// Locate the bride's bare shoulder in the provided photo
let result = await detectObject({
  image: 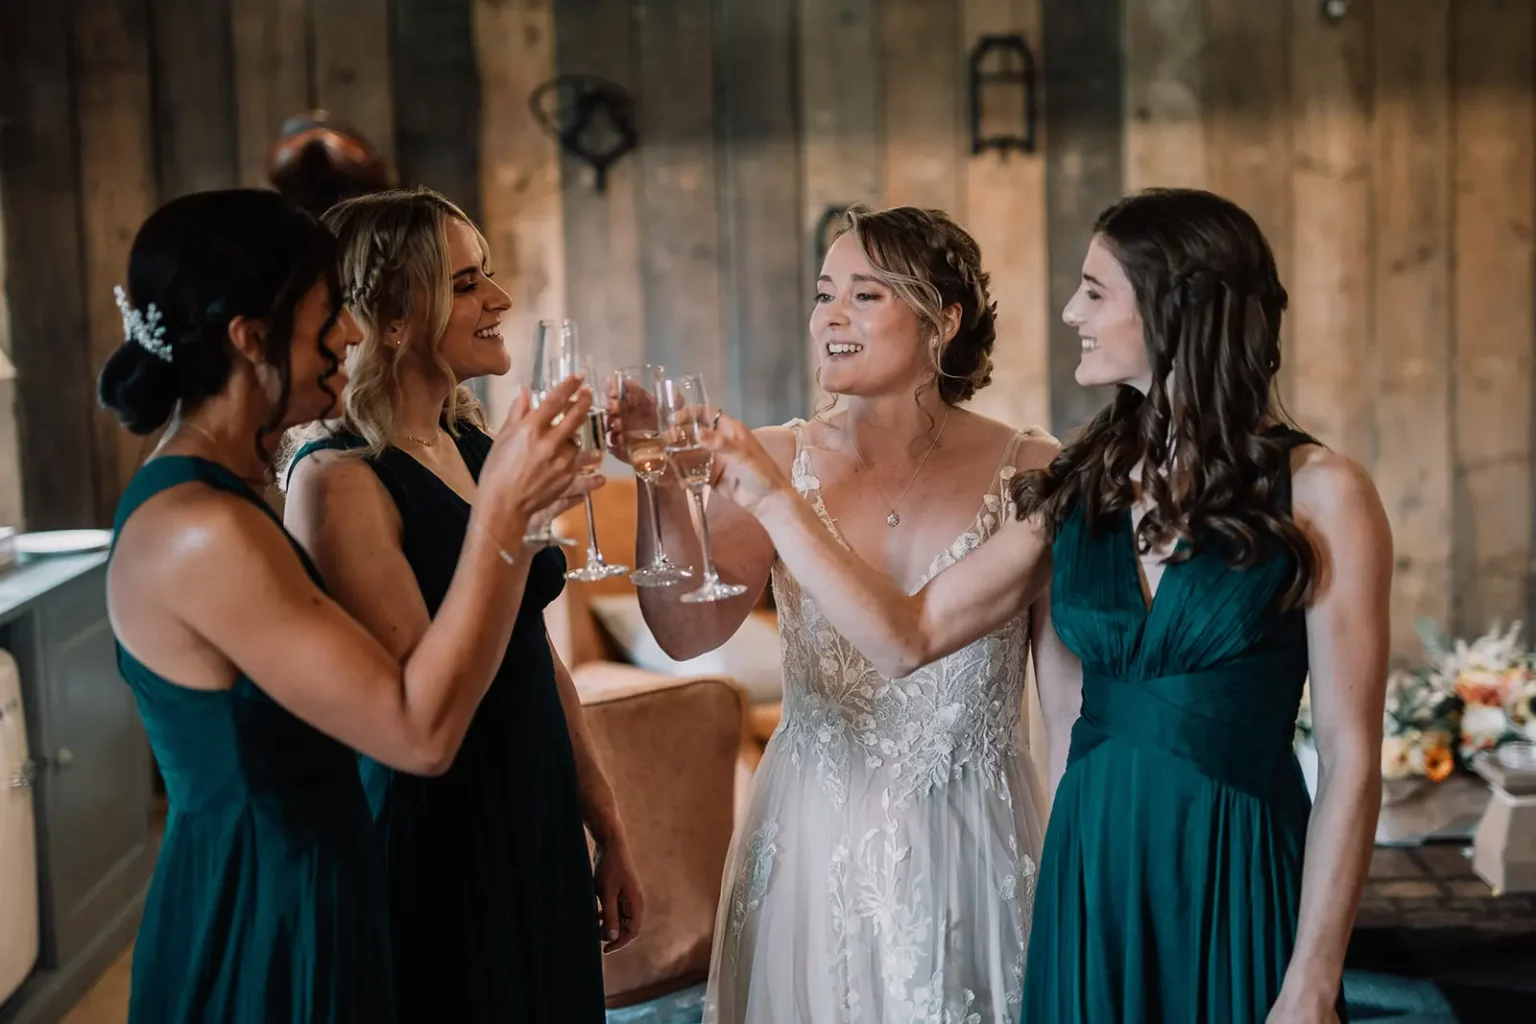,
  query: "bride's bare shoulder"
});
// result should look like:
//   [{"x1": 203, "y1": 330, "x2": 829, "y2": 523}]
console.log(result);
[
  {"x1": 958, "y1": 410, "x2": 1059, "y2": 472},
  {"x1": 753, "y1": 419, "x2": 805, "y2": 473}
]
